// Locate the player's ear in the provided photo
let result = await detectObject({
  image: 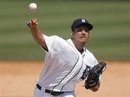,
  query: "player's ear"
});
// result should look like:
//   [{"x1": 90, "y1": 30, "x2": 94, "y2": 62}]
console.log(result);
[
  {"x1": 70, "y1": 32, "x2": 73, "y2": 39},
  {"x1": 70, "y1": 32, "x2": 72, "y2": 36},
  {"x1": 70, "y1": 32, "x2": 75, "y2": 40},
  {"x1": 70, "y1": 32, "x2": 74, "y2": 38},
  {"x1": 71, "y1": 31, "x2": 75, "y2": 36}
]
